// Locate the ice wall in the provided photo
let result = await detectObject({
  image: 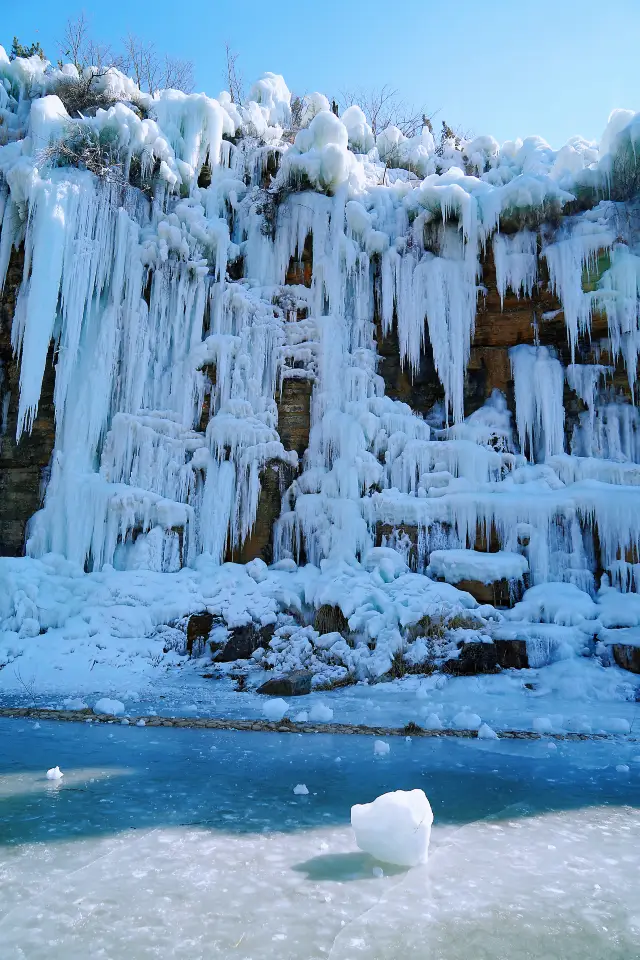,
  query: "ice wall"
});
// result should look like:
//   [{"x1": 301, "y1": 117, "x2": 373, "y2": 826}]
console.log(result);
[{"x1": 1, "y1": 47, "x2": 639, "y2": 598}]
